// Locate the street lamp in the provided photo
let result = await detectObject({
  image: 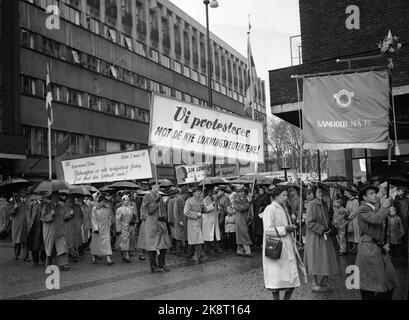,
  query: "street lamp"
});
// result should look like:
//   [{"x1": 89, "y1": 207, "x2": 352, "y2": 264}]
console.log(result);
[{"x1": 204, "y1": 0, "x2": 218, "y2": 177}]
